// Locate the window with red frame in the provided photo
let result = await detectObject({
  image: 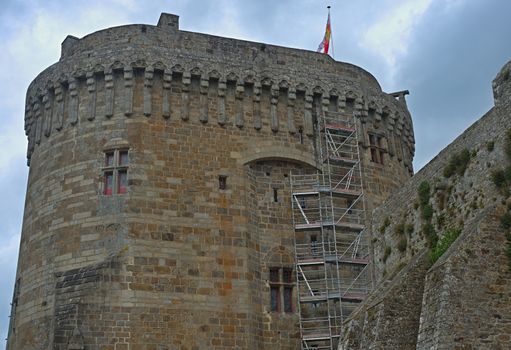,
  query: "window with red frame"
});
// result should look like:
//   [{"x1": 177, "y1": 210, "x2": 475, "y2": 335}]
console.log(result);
[
  {"x1": 269, "y1": 267, "x2": 294, "y2": 313},
  {"x1": 103, "y1": 149, "x2": 129, "y2": 195}
]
